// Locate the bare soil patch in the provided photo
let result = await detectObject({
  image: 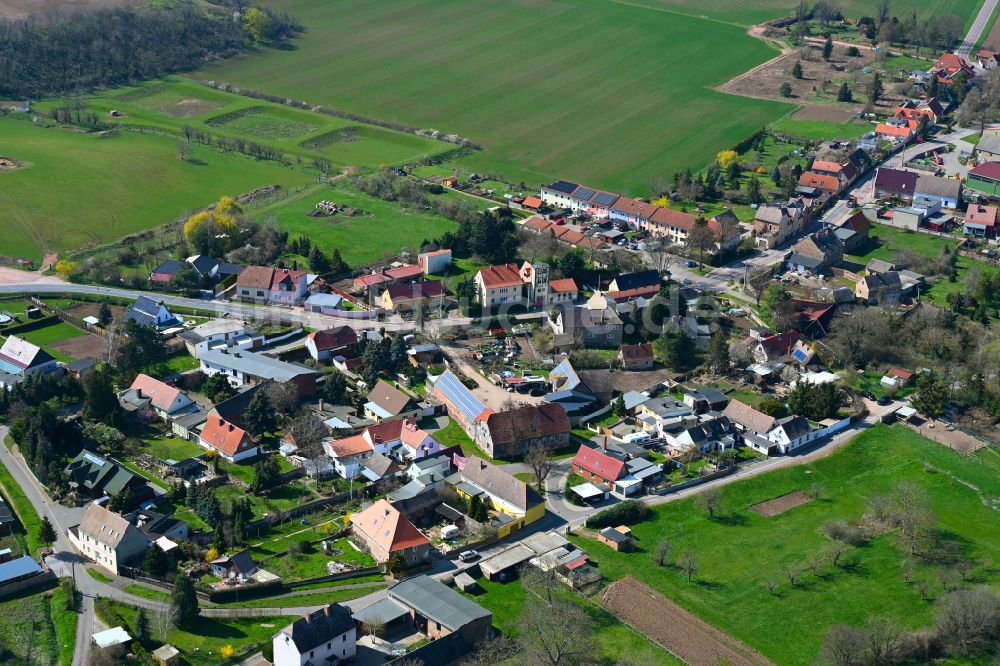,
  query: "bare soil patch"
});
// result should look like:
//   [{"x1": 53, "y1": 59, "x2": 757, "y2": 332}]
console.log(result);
[
  {"x1": 50, "y1": 333, "x2": 105, "y2": 361},
  {"x1": 791, "y1": 106, "x2": 858, "y2": 122},
  {"x1": 0, "y1": 157, "x2": 22, "y2": 171},
  {"x1": 750, "y1": 490, "x2": 813, "y2": 517},
  {"x1": 983, "y1": 18, "x2": 1000, "y2": 52},
  {"x1": 601, "y1": 577, "x2": 775, "y2": 666},
  {"x1": 158, "y1": 98, "x2": 223, "y2": 119},
  {"x1": 64, "y1": 301, "x2": 128, "y2": 322},
  {"x1": 719, "y1": 42, "x2": 898, "y2": 109}
]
